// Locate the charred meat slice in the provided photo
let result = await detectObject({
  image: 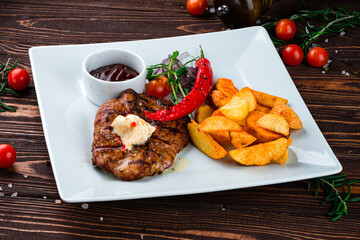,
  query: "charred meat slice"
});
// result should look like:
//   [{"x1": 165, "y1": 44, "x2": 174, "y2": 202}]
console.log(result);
[{"x1": 92, "y1": 89, "x2": 190, "y2": 181}]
